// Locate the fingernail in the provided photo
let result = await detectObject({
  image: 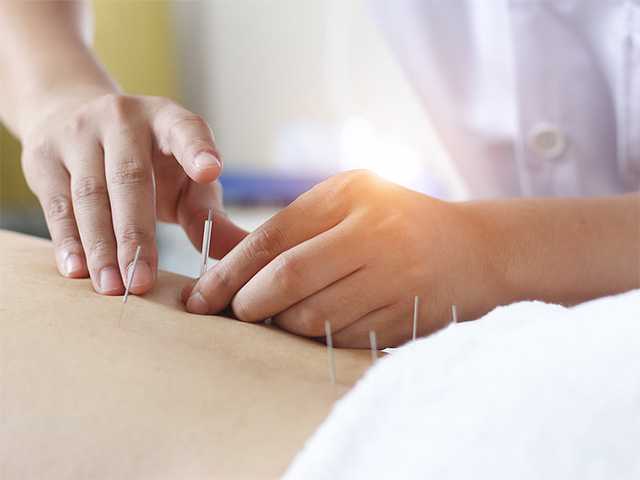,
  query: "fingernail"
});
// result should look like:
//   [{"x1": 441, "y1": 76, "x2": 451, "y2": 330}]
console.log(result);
[
  {"x1": 128, "y1": 260, "x2": 152, "y2": 290},
  {"x1": 194, "y1": 152, "x2": 221, "y2": 170},
  {"x1": 64, "y1": 253, "x2": 84, "y2": 277},
  {"x1": 99, "y1": 266, "x2": 122, "y2": 294},
  {"x1": 187, "y1": 291, "x2": 209, "y2": 314}
]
